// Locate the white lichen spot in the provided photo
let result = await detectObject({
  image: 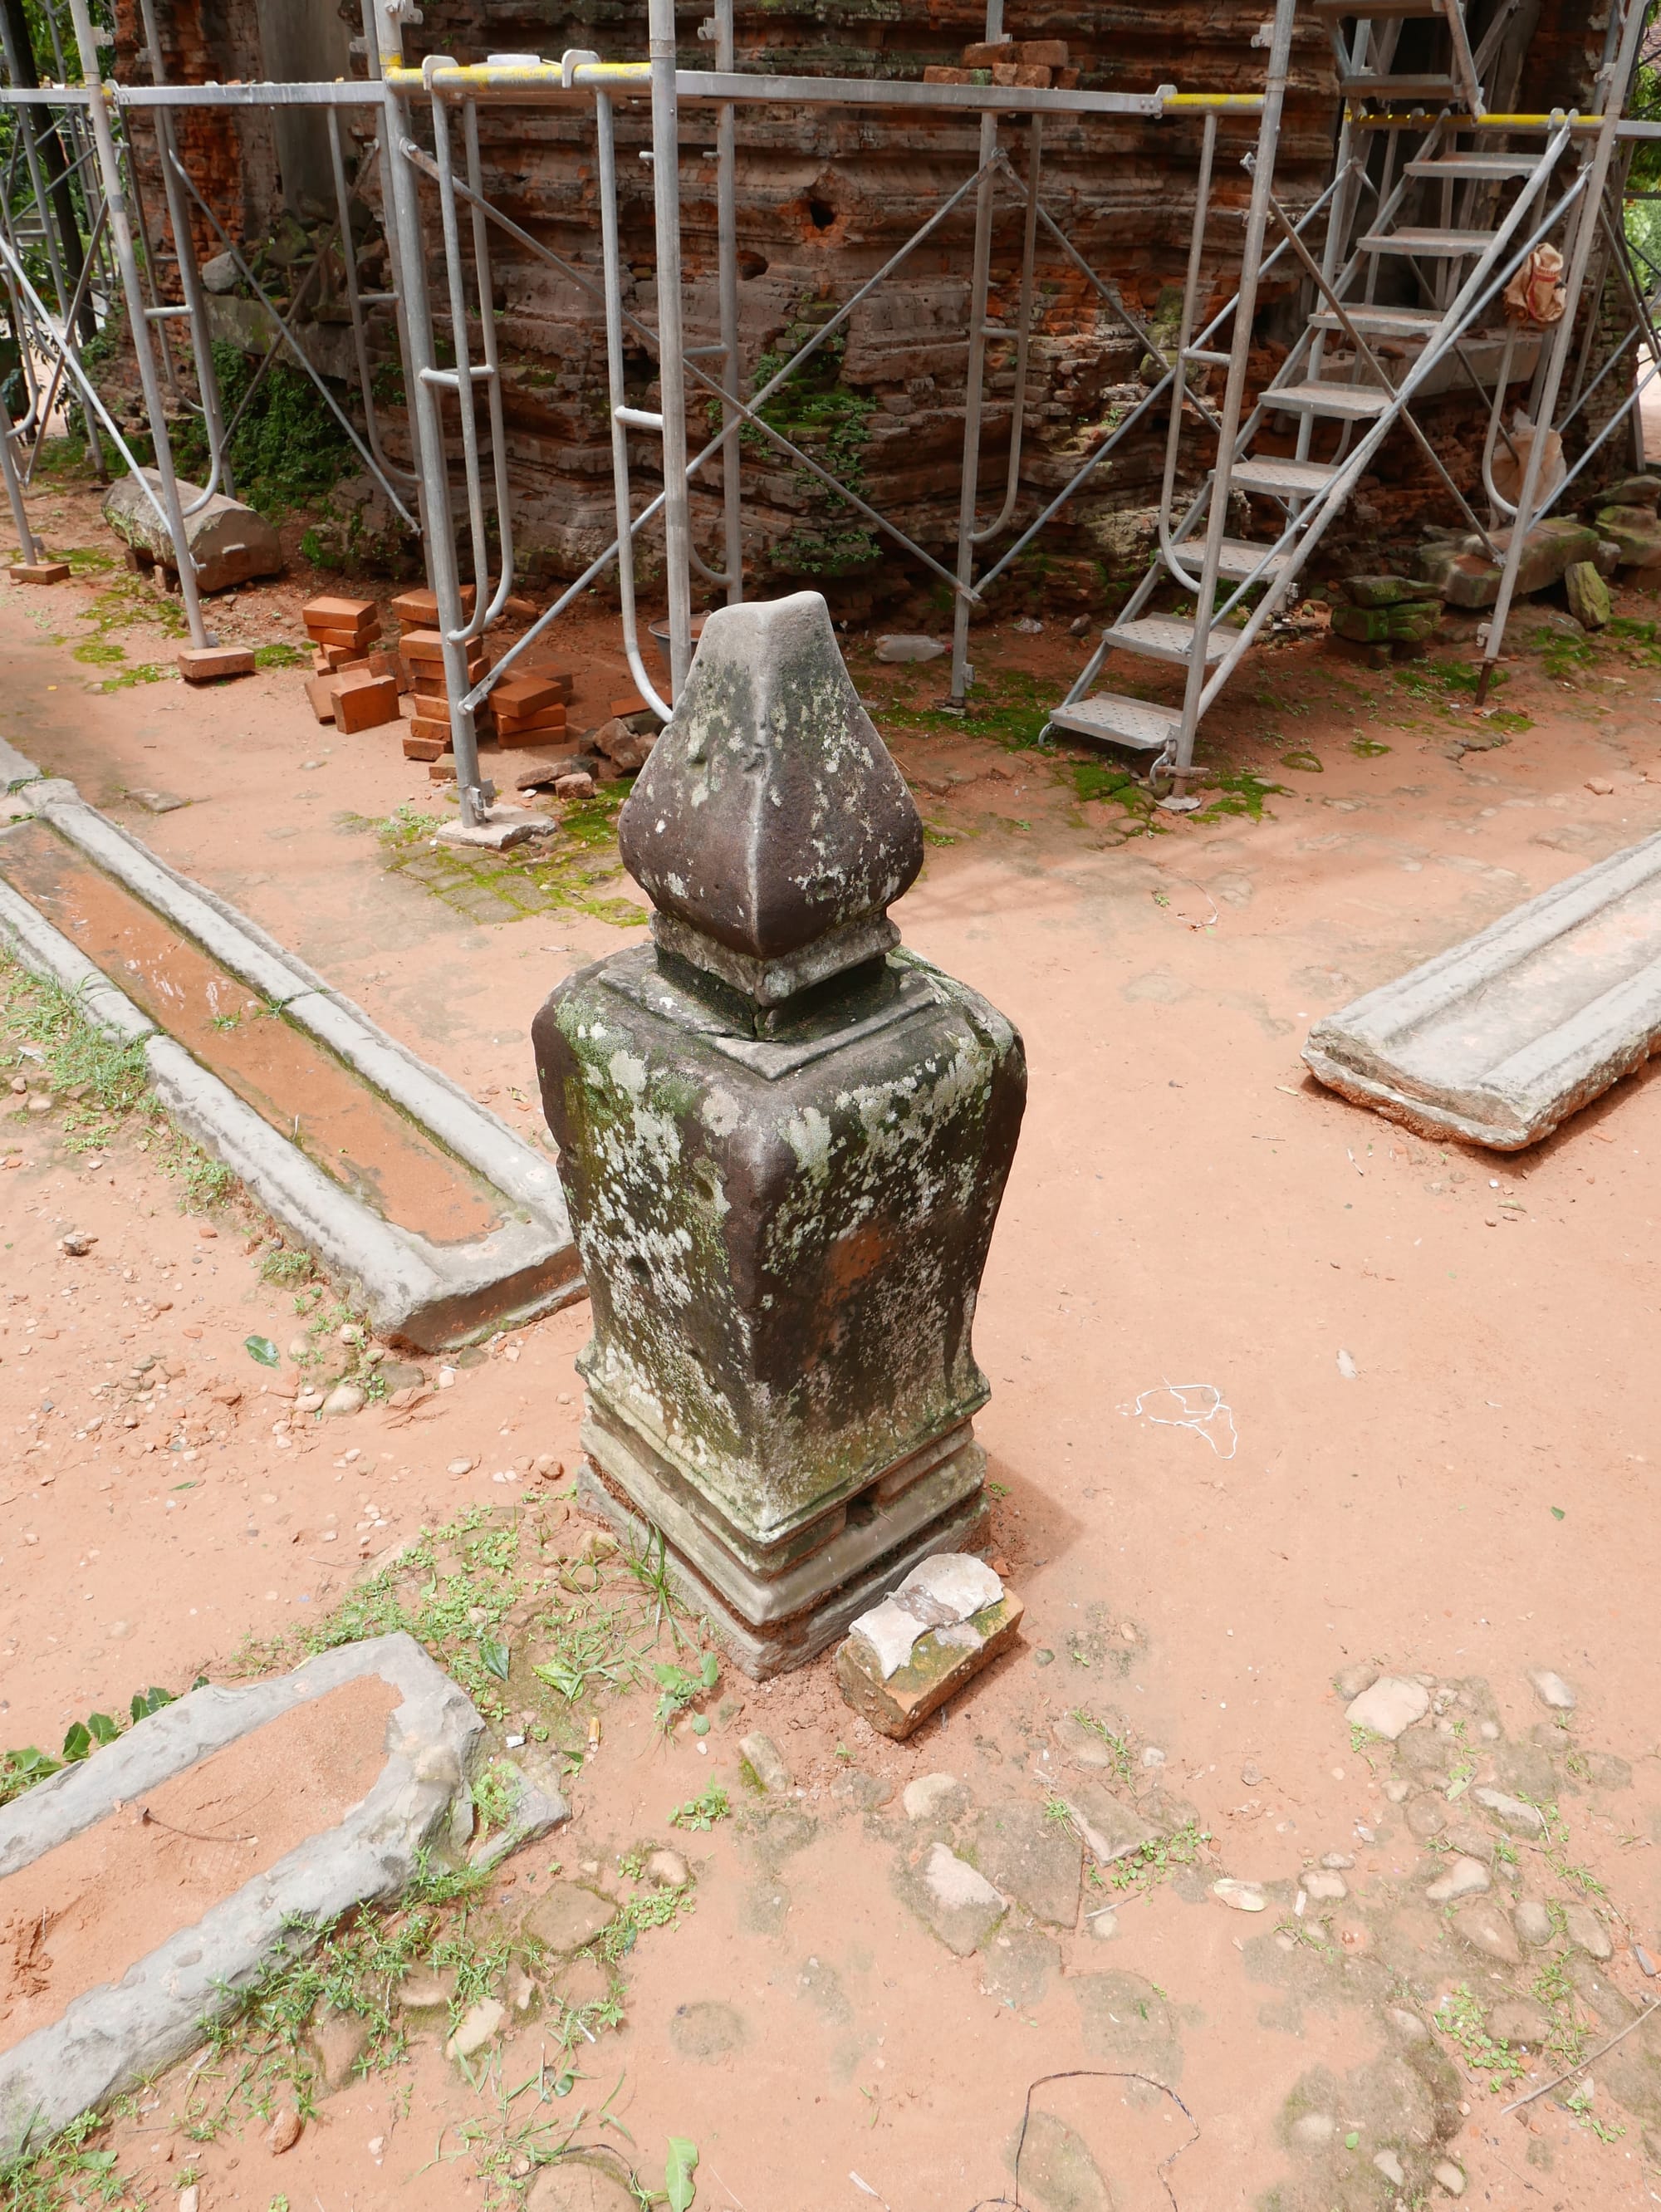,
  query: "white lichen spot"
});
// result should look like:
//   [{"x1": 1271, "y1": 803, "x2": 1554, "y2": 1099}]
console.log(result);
[
  {"x1": 785, "y1": 1105, "x2": 834, "y2": 1180},
  {"x1": 701, "y1": 1086, "x2": 741, "y2": 1137},
  {"x1": 607, "y1": 1048, "x2": 649, "y2": 1100}
]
